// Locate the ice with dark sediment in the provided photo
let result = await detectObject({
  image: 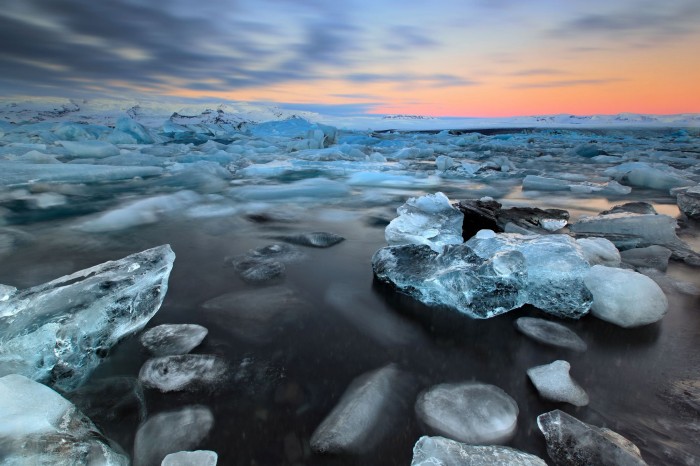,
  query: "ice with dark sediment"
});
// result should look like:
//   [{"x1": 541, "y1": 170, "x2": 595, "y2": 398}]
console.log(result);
[
  {"x1": 139, "y1": 354, "x2": 227, "y2": 392},
  {"x1": 310, "y1": 364, "x2": 413, "y2": 454},
  {"x1": 0, "y1": 374, "x2": 129, "y2": 465},
  {"x1": 456, "y1": 198, "x2": 570, "y2": 237},
  {"x1": 466, "y1": 230, "x2": 593, "y2": 318},
  {"x1": 584, "y1": 265, "x2": 668, "y2": 327},
  {"x1": 527, "y1": 360, "x2": 589, "y2": 406},
  {"x1": 385, "y1": 192, "x2": 464, "y2": 252},
  {"x1": 672, "y1": 185, "x2": 700, "y2": 219},
  {"x1": 415, "y1": 382, "x2": 519, "y2": 444},
  {"x1": 620, "y1": 245, "x2": 672, "y2": 271},
  {"x1": 133, "y1": 406, "x2": 214, "y2": 466},
  {"x1": 201, "y1": 286, "x2": 310, "y2": 343},
  {"x1": 162, "y1": 450, "x2": 219, "y2": 466},
  {"x1": 537, "y1": 410, "x2": 648, "y2": 466},
  {"x1": 140, "y1": 323, "x2": 208, "y2": 356},
  {"x1": 411, "y1": 436, "x2": 547, "y2": 466},
  {"x1": 0, "y1": 245, "x2": 175, "y2": 391},
  {"x1": 571, "y1": 211, "x2": 700, "y2": 265},
  {"x1": 515, "y1": 317, "x2": 587, "y2": 351}
]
